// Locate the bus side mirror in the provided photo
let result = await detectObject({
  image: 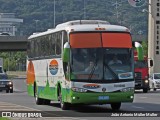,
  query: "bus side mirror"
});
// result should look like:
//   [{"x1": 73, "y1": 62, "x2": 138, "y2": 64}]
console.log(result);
[
  {"x1": 150, "y1": 60, "x2": 153, "y2": 67},
  {"x1": 62, "y1": 42, "x2": 70, "y2": 62}
]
